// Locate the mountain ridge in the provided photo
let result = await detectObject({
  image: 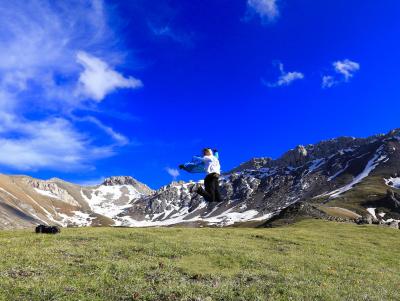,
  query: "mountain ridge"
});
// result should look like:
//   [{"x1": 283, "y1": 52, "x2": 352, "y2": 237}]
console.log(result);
[{"x1": 1, "y1": 129, "x2": 400, "y2": 229}]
